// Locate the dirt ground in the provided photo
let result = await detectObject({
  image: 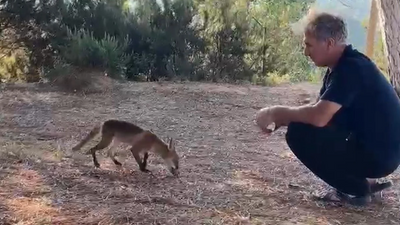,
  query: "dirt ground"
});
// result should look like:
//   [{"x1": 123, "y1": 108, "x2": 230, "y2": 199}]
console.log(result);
[{"x1": 0, "y1": 81, "x2": 399, "y2": 225}]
